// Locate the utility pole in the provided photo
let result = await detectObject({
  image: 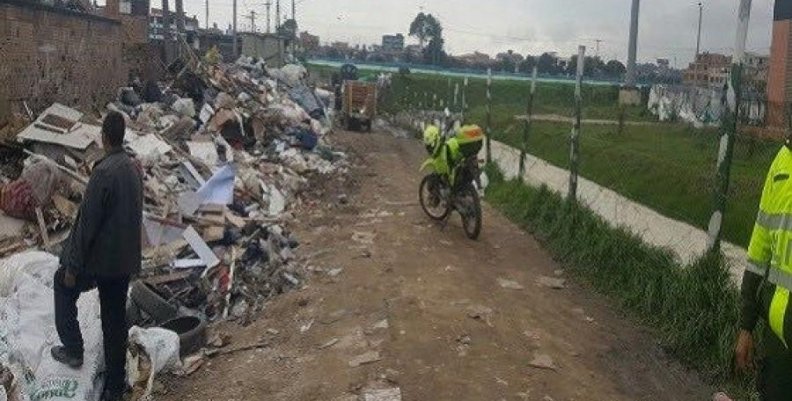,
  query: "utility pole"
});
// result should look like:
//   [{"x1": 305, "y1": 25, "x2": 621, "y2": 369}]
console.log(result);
[
  {"x1": 232, "y1": 0, "x2": 238, "y2": 58},
  {"x1": 248, "y1": 10, "x2": 257, "y2": 32},
  {"x1": 265, "y1": 1, "x2": 272, "y2": 33},
  {"x1": 276, "y1": 0, "x2": 281, "y2": 31},
  {"x1": 694, "y1": 2, "x2": 703, "y2": 86},
  {"x1": 625, "y1": 0, "x2": 640, "y2": 86},
  {"x1": 709, "y1": 0, "x2": 753, "y2": 250},
  {"x1": 696, "y1": 2, "x2": 703, "y2": 57},
  {"x1": 291, "y1": 0, "x2": 297, "y2": 57},
  {"x1": 175, "y1": 0, "x2": 185, "y2": 43},
  {"x1": 205, "y1": 0, "x2": 208, "y2": 31},
  {"x1": 162, "y1": 0, "x2": 173, "y2": 63}
]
